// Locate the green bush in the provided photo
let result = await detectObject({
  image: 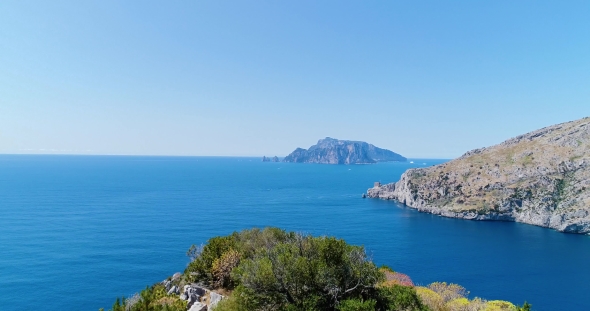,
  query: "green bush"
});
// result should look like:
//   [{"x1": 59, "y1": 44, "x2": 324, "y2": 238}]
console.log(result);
[
  {"x1": 102, "y1": 285, "x2": 186, "y2": 311},
  {"x1": 184, "y1": 235, "x2": 237, "y2": 285},
  {"x1": 232, "y1": 234, "x2": 383, "y2": 310},
  {"x1": 212, "y1": 295, "x2": 244, "y2": 311},
  {"x1": 104, "y1": 227, "x2": 531, "y2": 311},
  {"x1": 337, "y1": 298, "x2": 377, "y2": 311},
  {"x1": 375, "y1": 285, "x2": 428, "y2": 311},
  {"x1": 185, "y1": 227, "x2": 426, "y2": 310},
  {"x1": 516, "y1": 302, "x2": 532, "y2": 311}
]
